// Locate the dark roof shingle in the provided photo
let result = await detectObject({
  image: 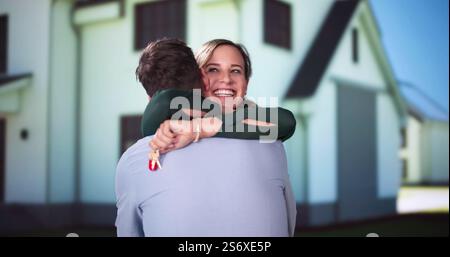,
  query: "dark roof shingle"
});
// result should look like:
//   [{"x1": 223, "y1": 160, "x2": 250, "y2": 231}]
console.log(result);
[{"x1": 286, "y1": 0, "x2": 360, "y2": 98}]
